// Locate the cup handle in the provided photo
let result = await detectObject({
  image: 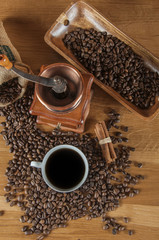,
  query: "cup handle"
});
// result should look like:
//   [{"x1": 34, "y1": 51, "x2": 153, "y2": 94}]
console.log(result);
[{"x1": 30, "y1": 161, "x2": 42, "y2": 169}]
